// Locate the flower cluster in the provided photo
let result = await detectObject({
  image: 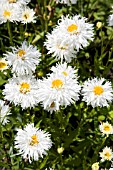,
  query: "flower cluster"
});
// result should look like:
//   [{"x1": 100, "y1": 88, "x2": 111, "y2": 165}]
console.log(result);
[
  {"x1": 45, "y1": 15, "x2": 94, "y2": 62},
  {"x1": 0, "y1": 0, "x2": 36, "y2": 24},
  {"x1": 38, "y1": 62, "x2": 81, "y2": 113}
]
